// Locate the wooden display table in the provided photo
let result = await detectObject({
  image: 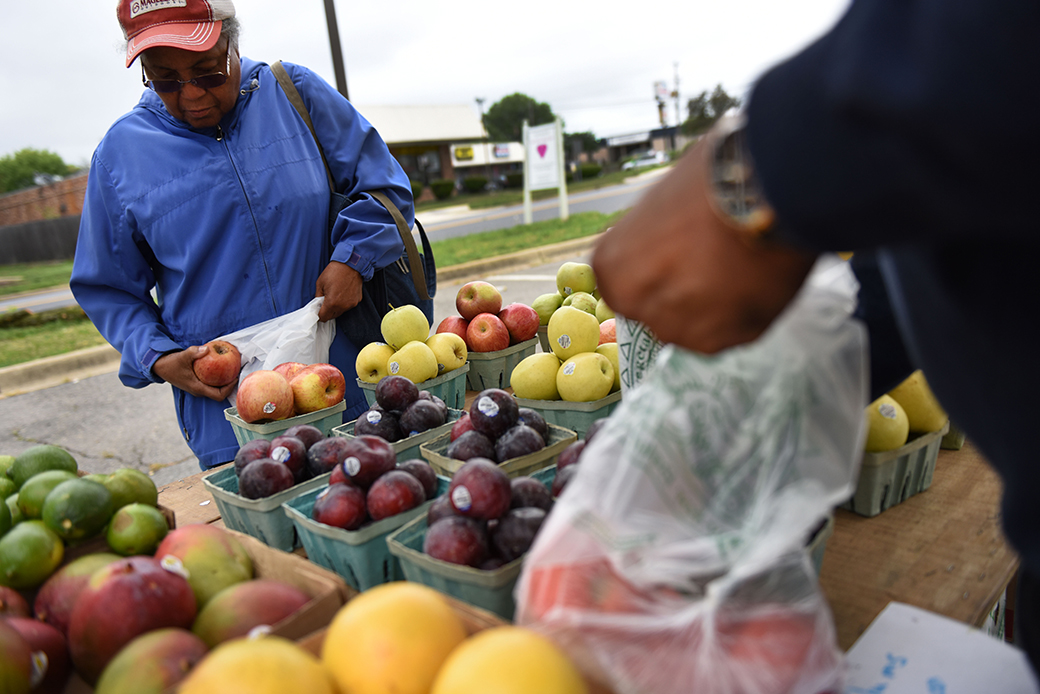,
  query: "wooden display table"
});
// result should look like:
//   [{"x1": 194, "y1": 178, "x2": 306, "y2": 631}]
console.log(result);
[{"x1": 158, "y1": 437, "x2": 1019, "y2": 651}]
